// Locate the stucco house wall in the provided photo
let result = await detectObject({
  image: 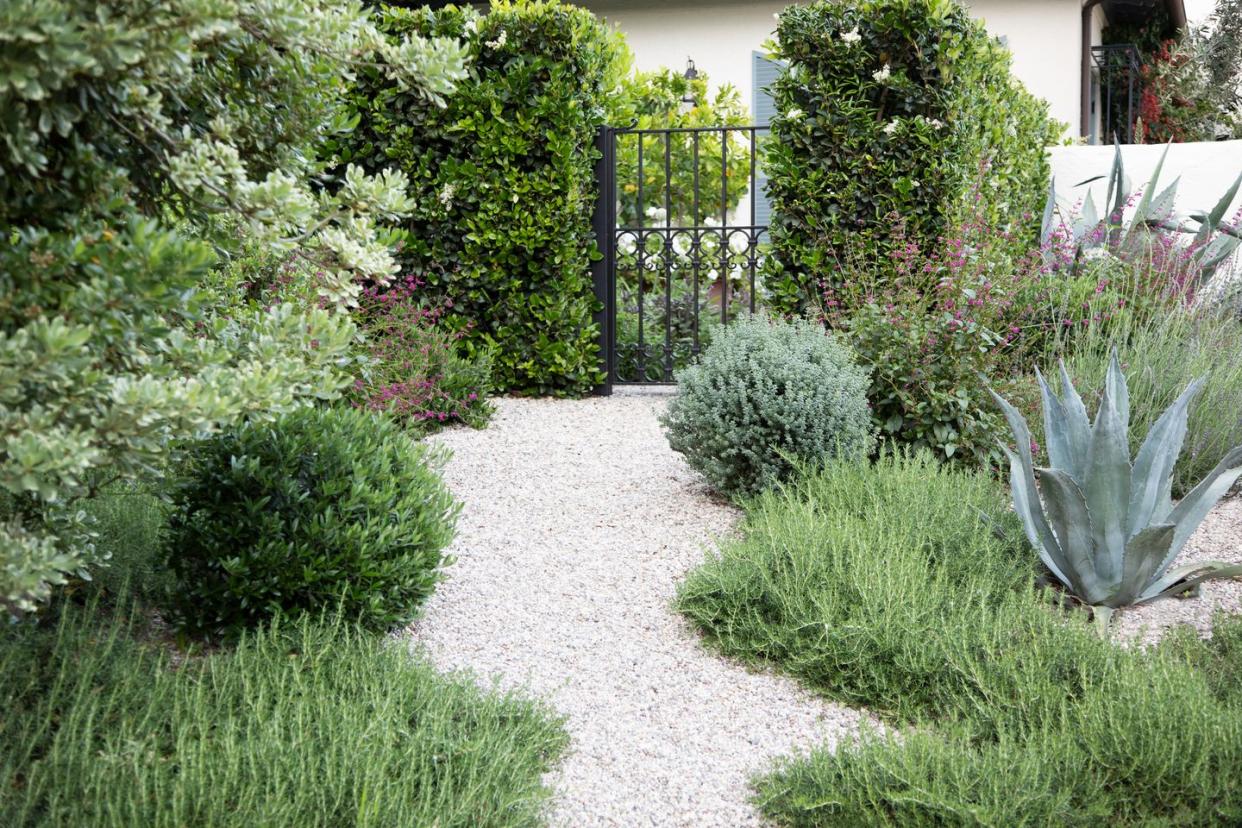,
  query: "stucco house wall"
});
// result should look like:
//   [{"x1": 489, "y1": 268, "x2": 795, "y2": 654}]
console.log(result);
[{"x1": 578, "y1": 0, "x2": 1107, "y2": 136}]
